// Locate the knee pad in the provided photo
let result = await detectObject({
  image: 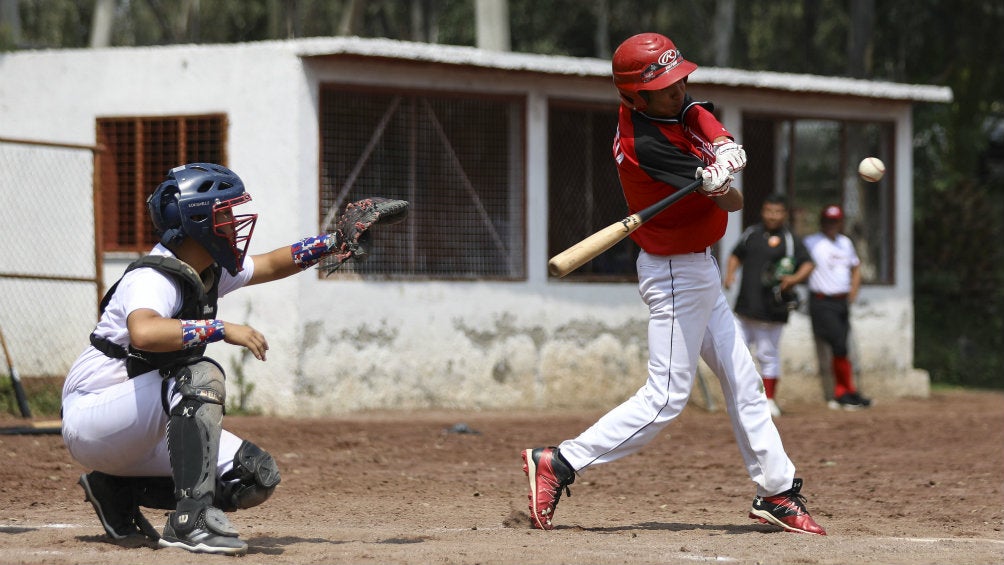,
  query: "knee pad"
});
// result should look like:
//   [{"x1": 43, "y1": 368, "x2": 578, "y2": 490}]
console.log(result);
[
  {"x1": 167, "y1": 359, "x2": 226, "y2": 504},
  {"x1": 216, "y1": 440, "x2": 281, "y2": 511}
]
